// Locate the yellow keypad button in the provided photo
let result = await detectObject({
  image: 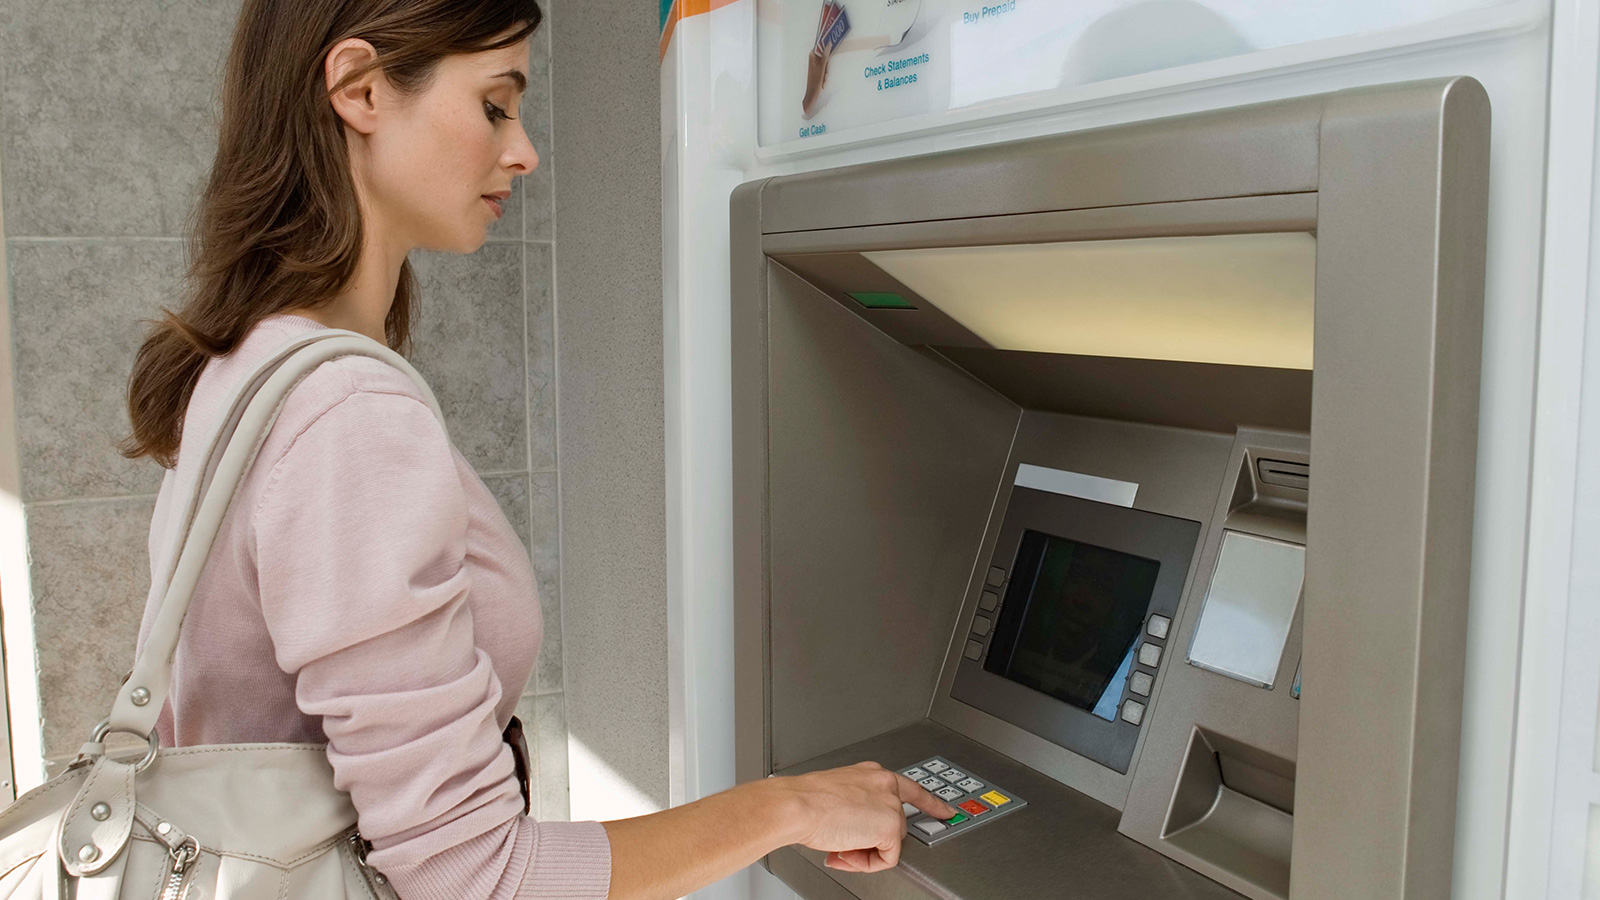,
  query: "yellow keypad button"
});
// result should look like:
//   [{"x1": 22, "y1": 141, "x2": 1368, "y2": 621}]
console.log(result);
[{"x1": 980, "y1": 790, "x2": 1011, "y2": 807}]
